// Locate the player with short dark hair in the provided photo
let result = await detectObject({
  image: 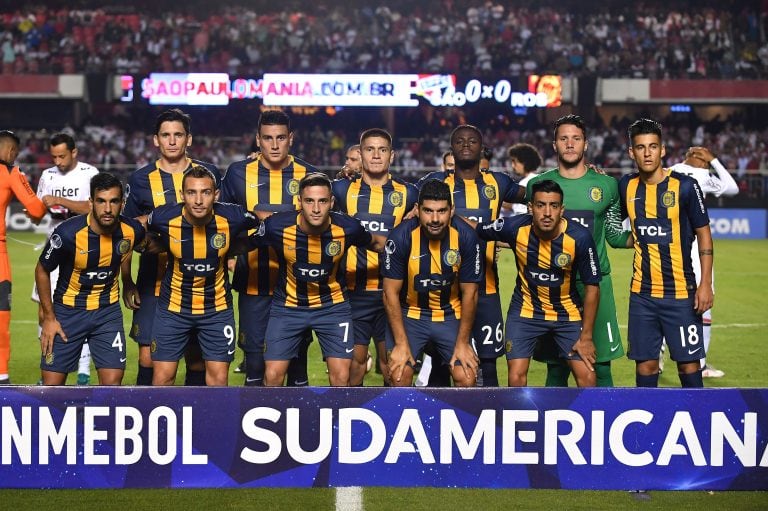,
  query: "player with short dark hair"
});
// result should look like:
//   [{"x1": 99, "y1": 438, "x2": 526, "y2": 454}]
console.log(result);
[
  {"x1": 620, "y1": 118, "x2": 713, "y2": 388},
  {"x1": 504, "y1": 143, "x2": 542, "y2": 217},
  {"x1": 0, "y1": 130, "x2": 46, "y2": 384},
  {"x1": 332, "y1": 128, "x2": 418, "y2": 385},
  {"x1": 417, "y1": 124, "x2": 525, "y2": 387},
  {"x1": 147, "y1": 165, "x2": 258, "y2": 386},
  {"x1": 37, "y1": 173, "x2": 144, "y2": 385},
  {"x1": 32, "y1": 132, "x2": 100, "y2": 385},
  {"x1": 122, "y1": 108, "x2": 221, "y2": 386},
  {"x1": 476, "y1": 179, "x2": 601, "y2": 387},
  {"x1": 382, "y1": 178, "x2": 483, "y2": 387},
  {"x1": 250, "y1": 172, "x2": 385, "y2": 386},
  {"x1": 220, "y1": 110, "x2": 317, "y2": 387},
  {"x1": 441, "y1": 151, "x2": 455, "y2": 172},
  {"x1": 526, "y1": 114, "x2": 632, "y2": 387}
]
